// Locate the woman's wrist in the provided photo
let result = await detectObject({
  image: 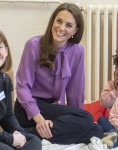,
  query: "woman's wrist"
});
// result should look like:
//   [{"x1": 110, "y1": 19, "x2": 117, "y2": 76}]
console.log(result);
[{"x1": 33, "y1": 113, "x2": 44, "y2": 124}]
